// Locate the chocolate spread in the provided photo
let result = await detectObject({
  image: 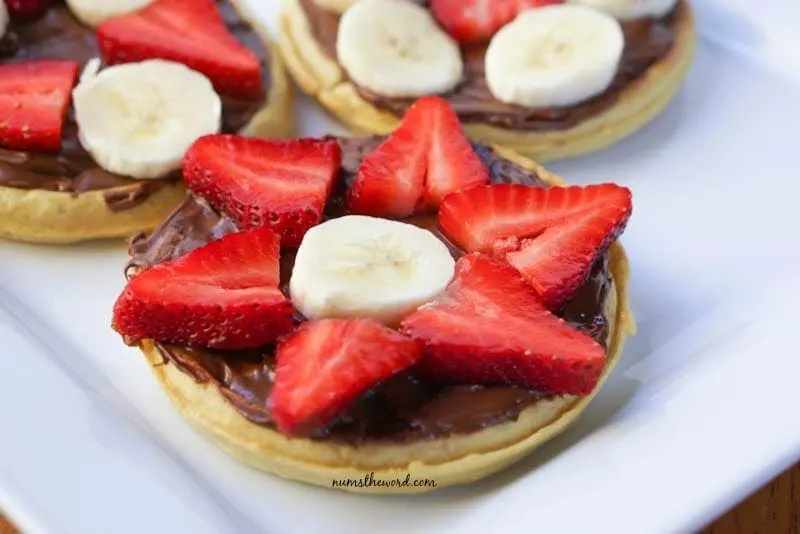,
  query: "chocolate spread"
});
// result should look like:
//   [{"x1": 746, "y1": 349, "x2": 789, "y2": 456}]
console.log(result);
[
  {"x1": 299, "y1": 0, "x2": 685, "y2": 130},
  {"x1": 0, "y1": 1, "x2": 272, "y2": 211},
  {"x1": 127, "y1": 137, "x2": 613, "y2": 444}
]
